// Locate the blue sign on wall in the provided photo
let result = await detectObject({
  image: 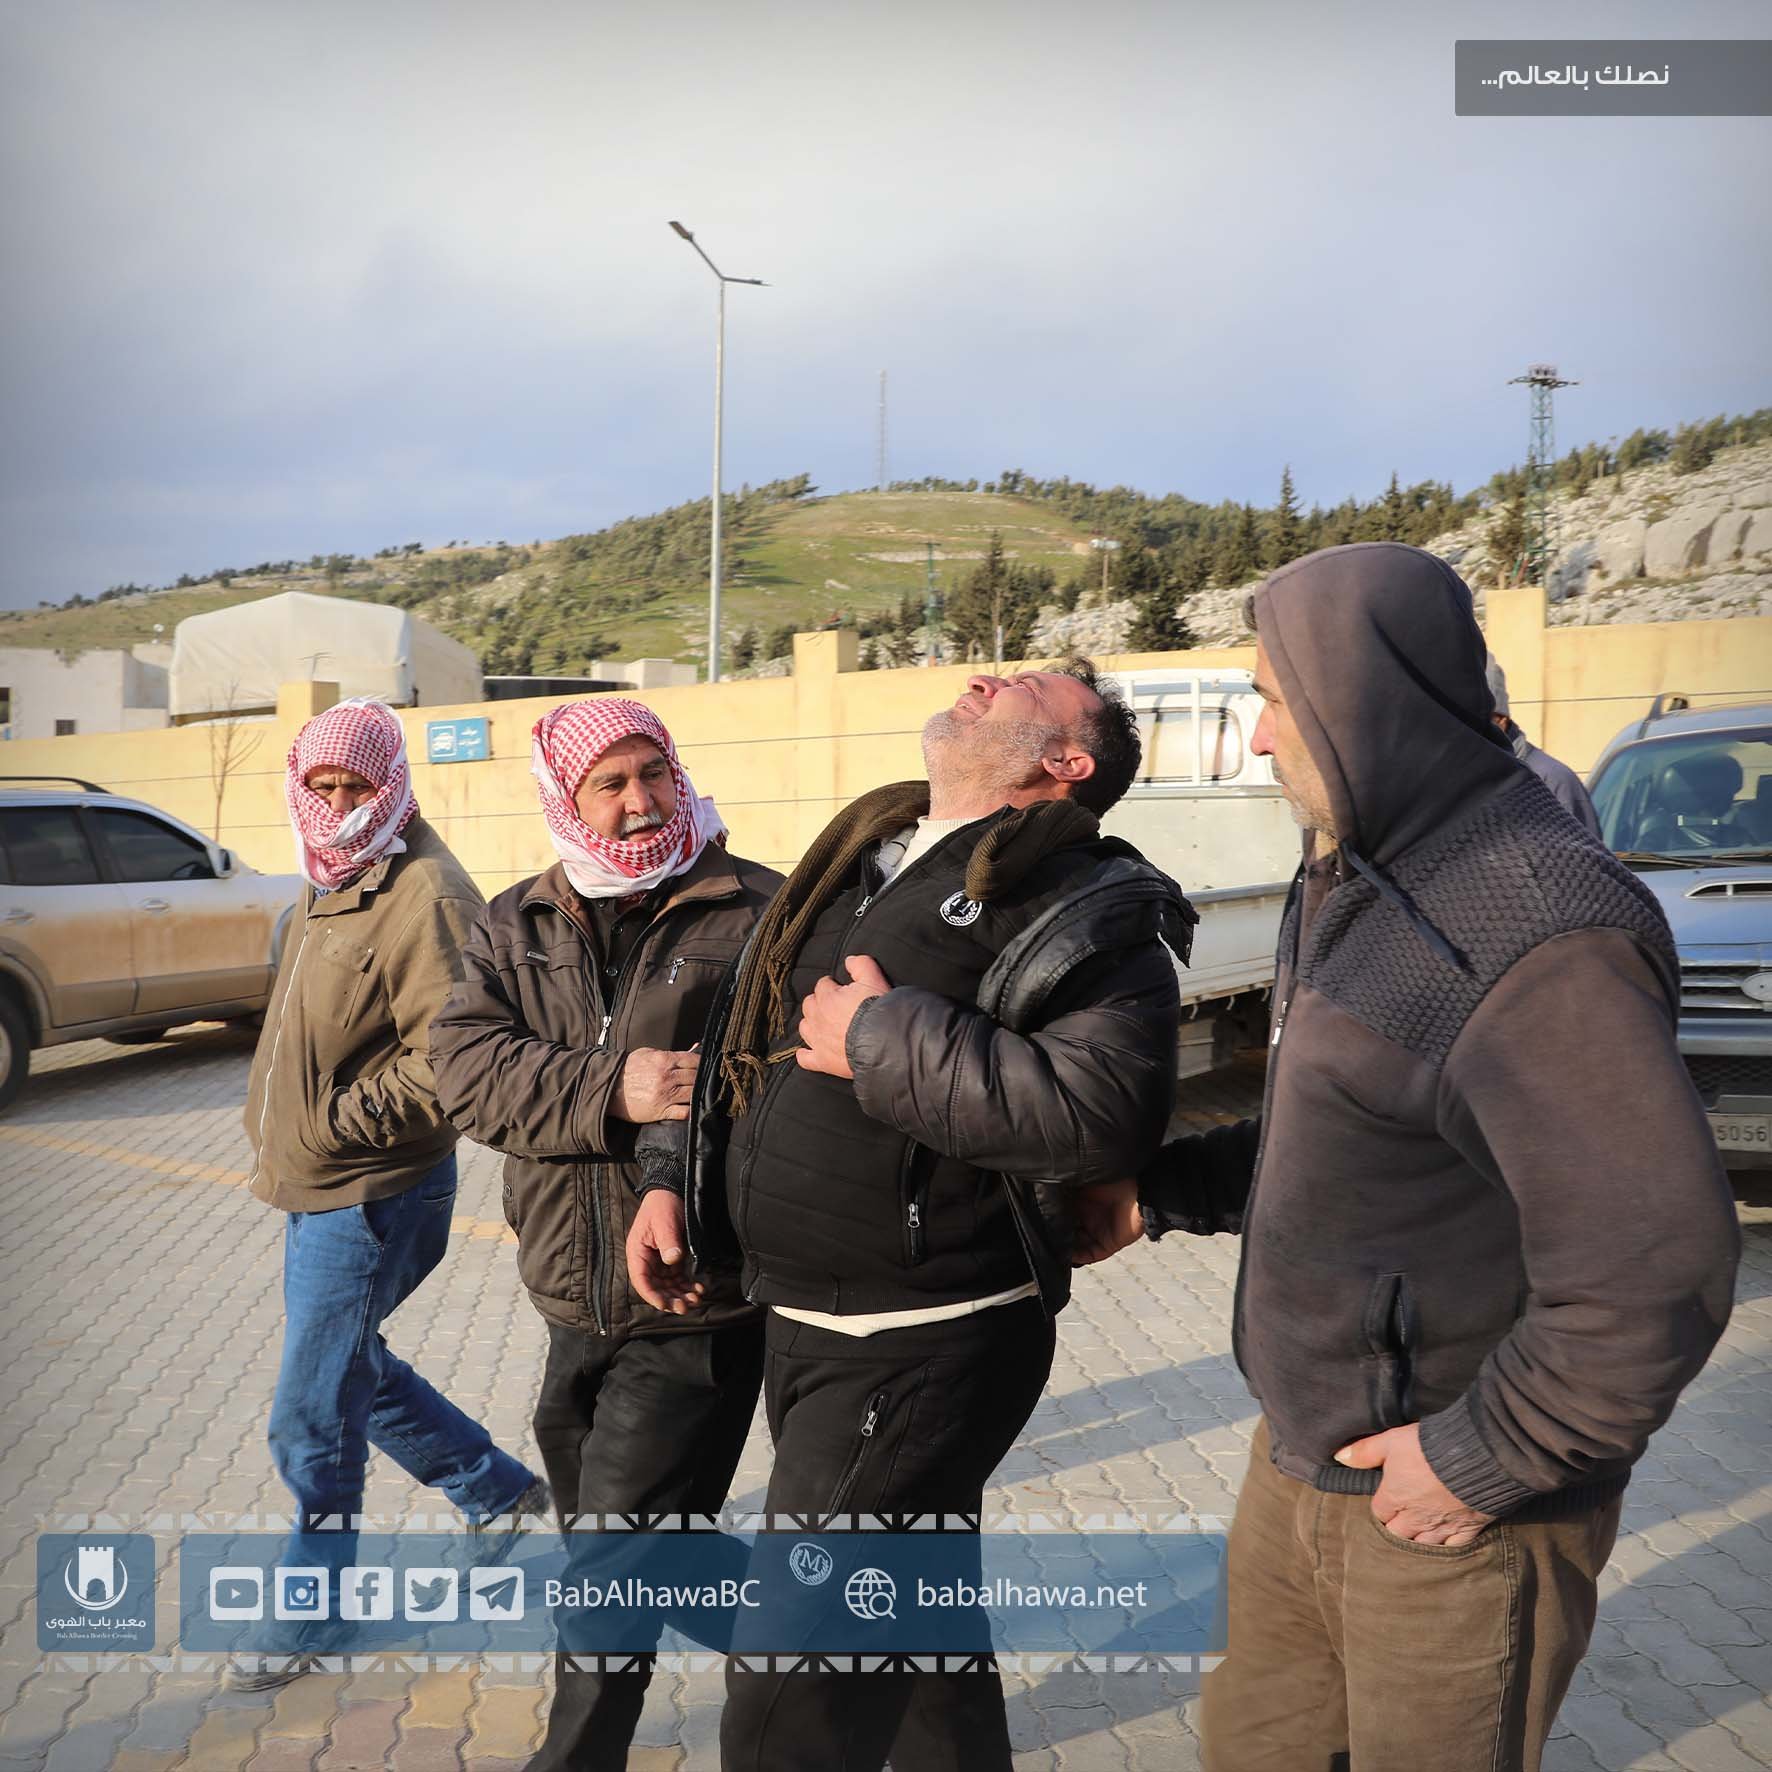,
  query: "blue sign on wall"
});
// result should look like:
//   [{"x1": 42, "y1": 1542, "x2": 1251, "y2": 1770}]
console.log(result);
[{"x1": 426, "y1": 718, "x2": 489, "y2": 764}]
